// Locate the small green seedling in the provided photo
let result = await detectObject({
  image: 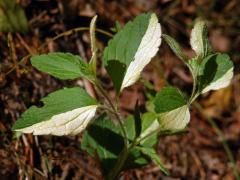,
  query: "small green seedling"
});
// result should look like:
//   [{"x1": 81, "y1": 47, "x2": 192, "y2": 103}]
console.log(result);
[{"x1": 12, "y1": 13, "x2": 234, "y2": 179}]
